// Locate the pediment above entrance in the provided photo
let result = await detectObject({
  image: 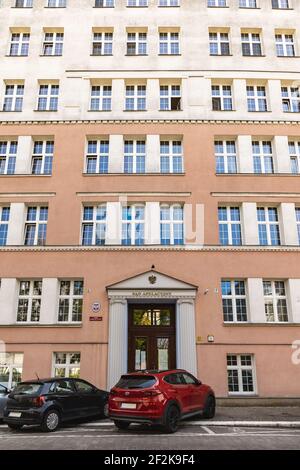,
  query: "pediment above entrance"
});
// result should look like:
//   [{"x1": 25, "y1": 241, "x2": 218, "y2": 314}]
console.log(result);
[{"x1": 106, "y1": 270, "x2": 197, "y2": 291}]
